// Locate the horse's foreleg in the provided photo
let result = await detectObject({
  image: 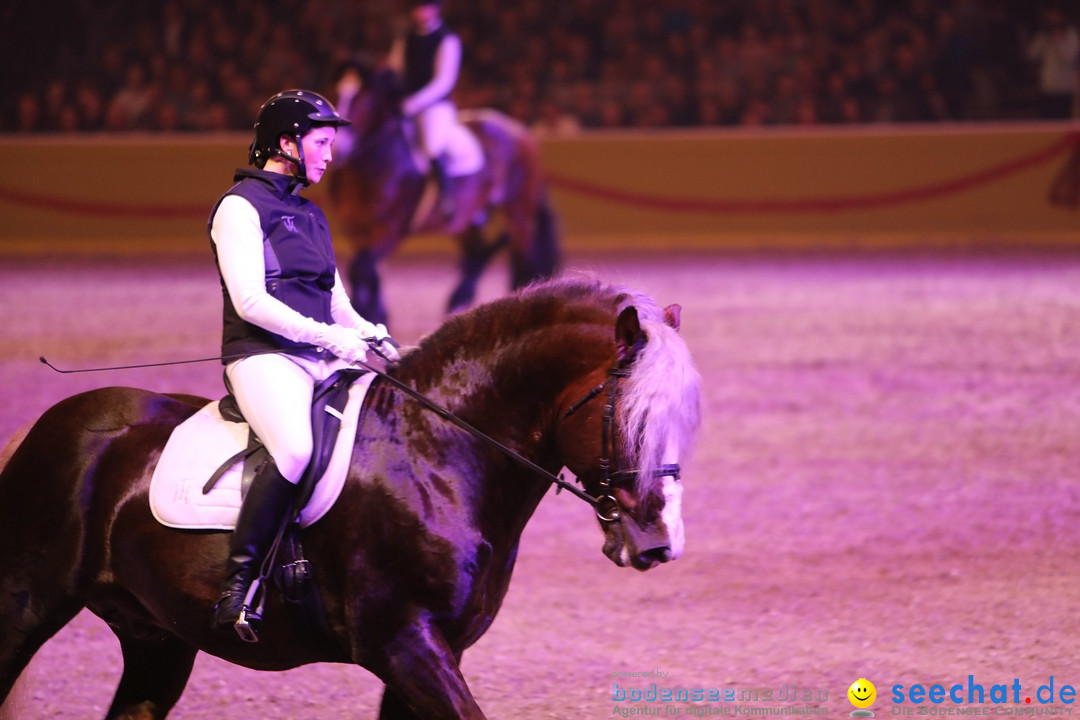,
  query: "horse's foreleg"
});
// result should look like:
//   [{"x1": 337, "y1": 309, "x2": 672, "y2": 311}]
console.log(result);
[
  {"x1": 529, "y1": 192, "x2": 562, "y2": 280},
  {"x1": 506, "y1": 194, "x2": 560, "y2": 291},
  {"x1": 377, "y1": 688, "x2": 427, "y2": 720},
  {"x1": 104, "y1": 631, "x2": 197, "y2": 720},
  {"x1": 0, "y1": 427, "x2": 88, "y2": 705},
  {"x1": 446, "y1": 228, "x2": 509, "y2": 315},
  {"x1": 348, "y1": 249, "x2": 389, "y2": 326},
  {"x1": 373, "y1": 615, "x2": 485, "y2": 720}
]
